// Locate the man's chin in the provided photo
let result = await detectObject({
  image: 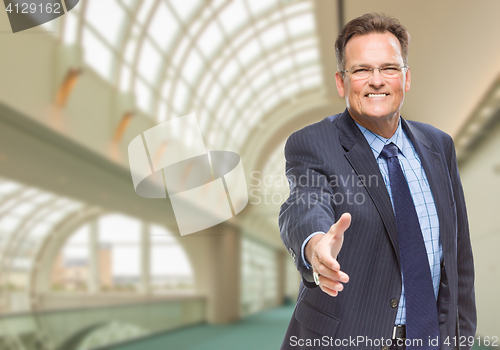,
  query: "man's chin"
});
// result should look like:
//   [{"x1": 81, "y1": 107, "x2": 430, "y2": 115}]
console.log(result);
[{"x1": 360, "y1": 110, "x2": 398, "y2": 122}]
